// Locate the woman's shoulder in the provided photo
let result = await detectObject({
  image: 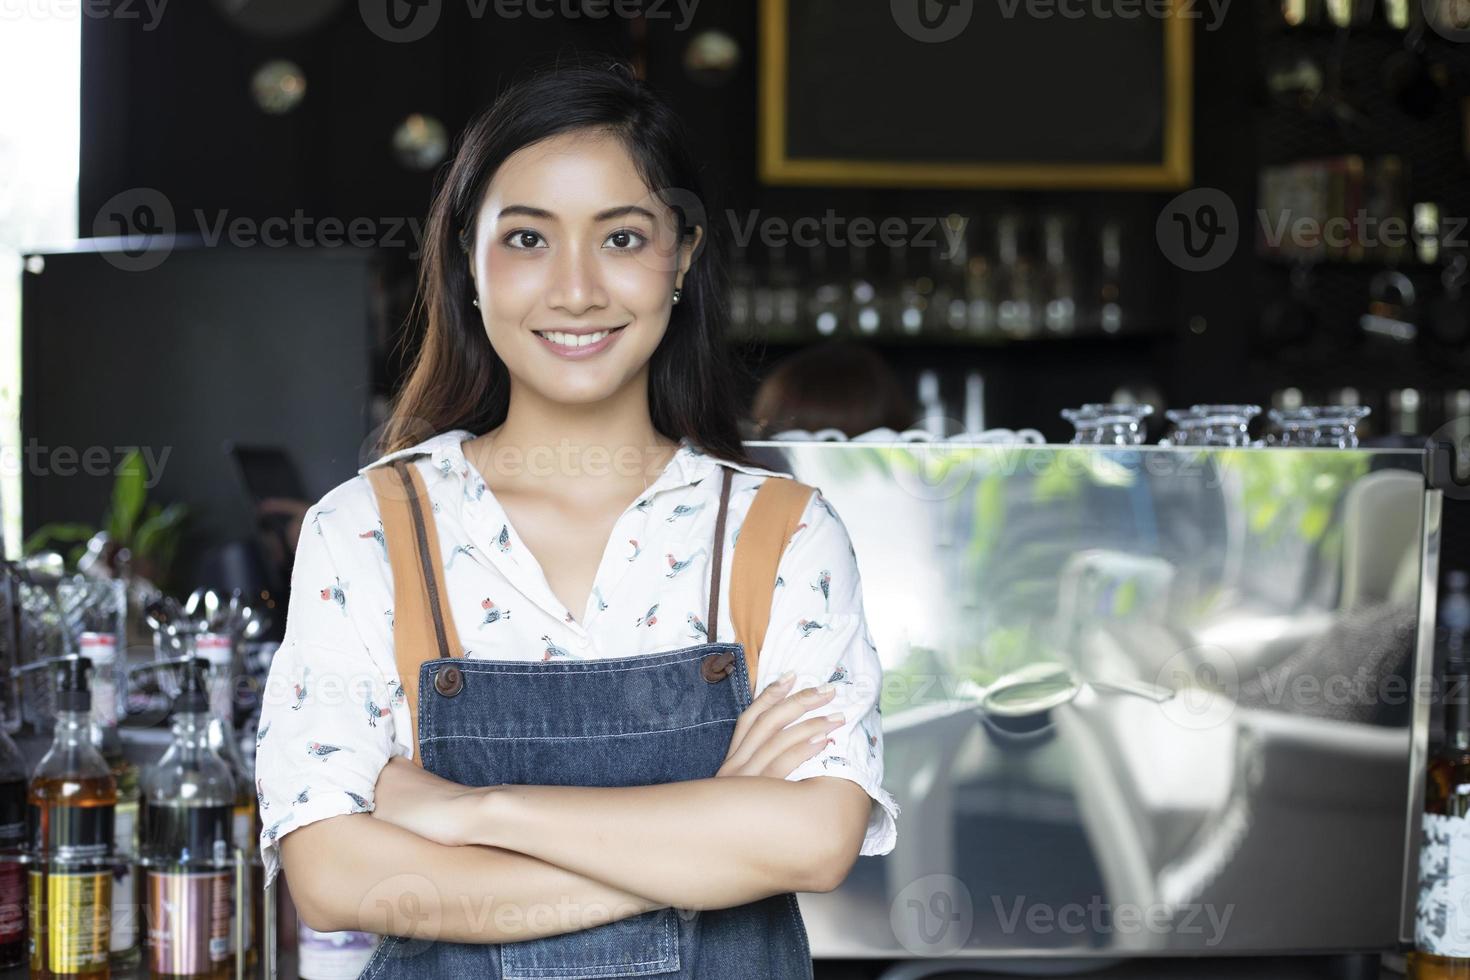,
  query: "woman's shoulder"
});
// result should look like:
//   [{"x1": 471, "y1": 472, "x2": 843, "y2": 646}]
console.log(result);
[{"x1": 308, "y1": 432, "x2": 464, "y2": 534}]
